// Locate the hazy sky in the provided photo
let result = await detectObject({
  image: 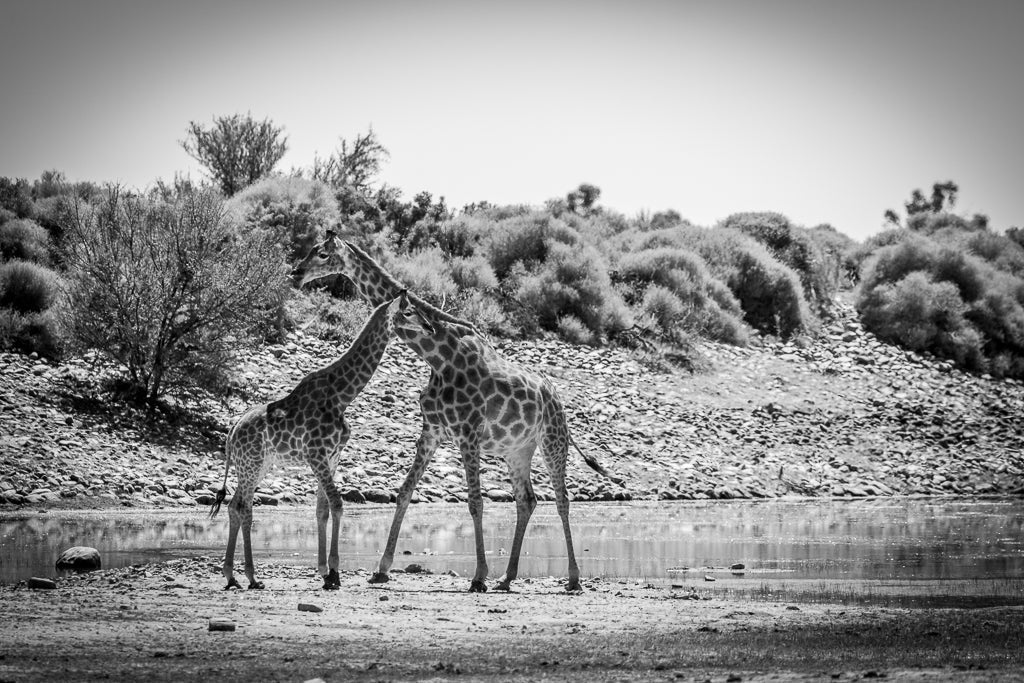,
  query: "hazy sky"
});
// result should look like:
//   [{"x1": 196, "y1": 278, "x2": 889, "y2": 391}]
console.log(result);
[{"x1": 2, "y1": 0, "x2": 1021, "y2": 239}]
